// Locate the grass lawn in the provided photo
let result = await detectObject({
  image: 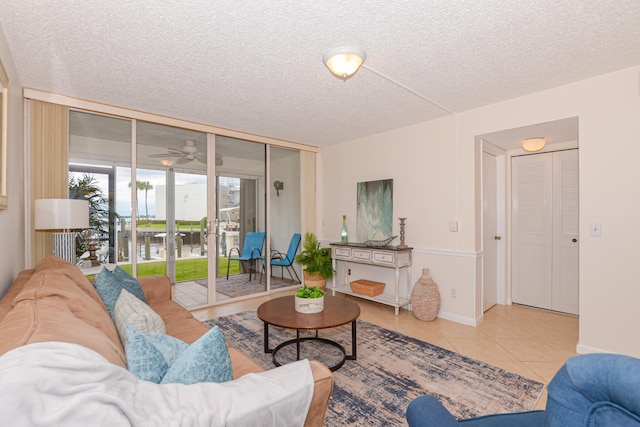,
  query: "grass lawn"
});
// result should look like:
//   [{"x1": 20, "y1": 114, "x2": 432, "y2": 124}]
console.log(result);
[{"x1": 117, "y1": 256, "x2": 240, "y2": 281}]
